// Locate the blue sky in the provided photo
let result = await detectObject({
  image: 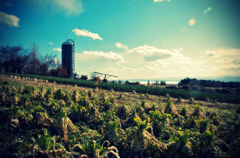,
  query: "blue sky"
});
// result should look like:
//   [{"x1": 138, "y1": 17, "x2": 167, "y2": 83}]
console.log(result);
[{"x1": 0, "y1": 0, "x2": 240, "y2": 80}]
